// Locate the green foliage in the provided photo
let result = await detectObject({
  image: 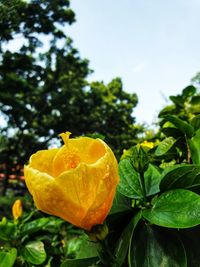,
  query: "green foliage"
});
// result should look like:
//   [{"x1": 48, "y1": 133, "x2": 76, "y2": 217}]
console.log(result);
[
  {"x1": 159, "y1": 165, "x2": 200, "y2": 192},
  {"x1": 0, "y1": 198, "x2": 98, "y2": 266},
  {"x1": 188, "y1": 129, "x2": 200, "y2": 164},
  {"x1": 67, "y1": 85, "x2": 200, "y2": 267},
  {"x1": 143, "y1": 189, "x2": 200, "y2": 228},
  {"x1": 129, "y1": 224, "x2": 186, "y2": 267},
  {"x1": 60, "y1": 257, "x2": 99, "y2": 267},
  {"x1": 159, "y1": 85, "x2": 200, "y2": 120},
  {"x1": 0, "y1": 248, "x2": 17, "y2": 267},
  {"x1": 22, "y1": 241, "x2": 47, "y2": 265},
  {"x1": 114, "y1": 212, "x2": 141, "y2": 267},
  {"x1": 118, "y1": 159, "x2": 160, "y2": 199}
]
